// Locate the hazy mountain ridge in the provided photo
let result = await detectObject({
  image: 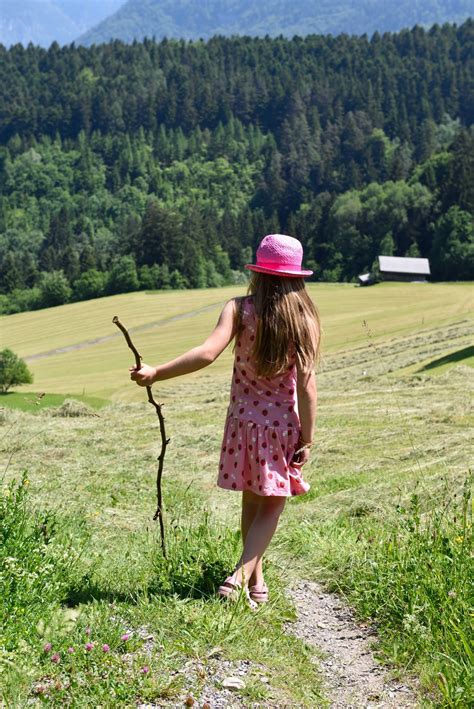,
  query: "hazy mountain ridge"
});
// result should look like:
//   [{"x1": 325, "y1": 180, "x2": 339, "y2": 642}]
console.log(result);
[
  {"x1": 77, "y1": 0, "x2": 474, "y2": 46},
  {"x1": 0, "y1": 0, "x2": 123, "y2": 48}
]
